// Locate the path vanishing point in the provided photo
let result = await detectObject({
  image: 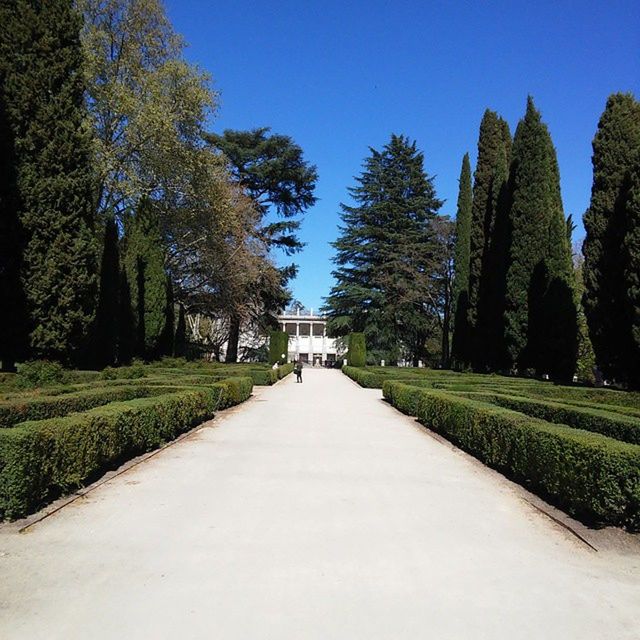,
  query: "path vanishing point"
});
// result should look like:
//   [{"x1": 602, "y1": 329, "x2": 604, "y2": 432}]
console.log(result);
[{"x1": 1, "y1": 368, "x2": 639, "y2": 639}]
